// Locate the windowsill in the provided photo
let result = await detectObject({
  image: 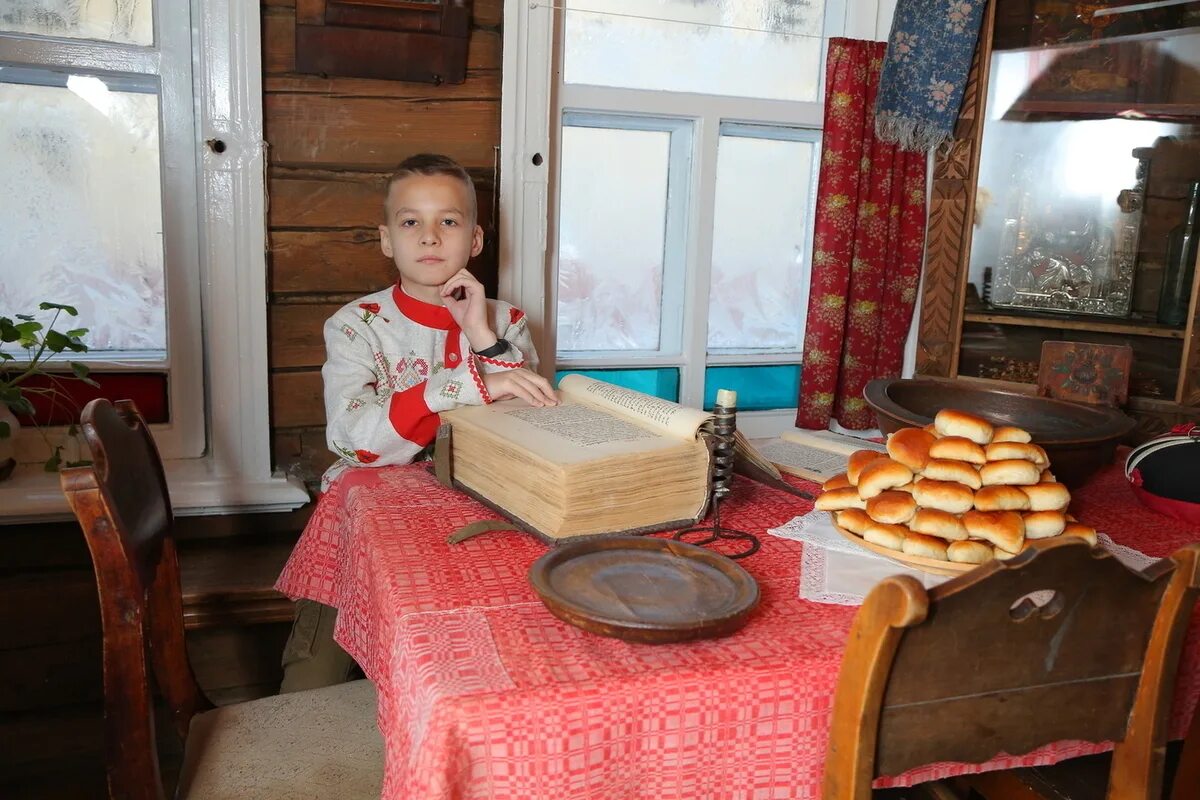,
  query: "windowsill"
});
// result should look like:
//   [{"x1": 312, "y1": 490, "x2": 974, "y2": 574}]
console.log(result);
[{"x1": 0, "y1": 457, "x2": 311, "y2": 524}]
